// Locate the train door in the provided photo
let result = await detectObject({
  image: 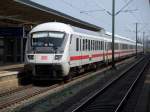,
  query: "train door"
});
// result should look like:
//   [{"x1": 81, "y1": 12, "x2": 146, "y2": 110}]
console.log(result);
[
  {"x1": 79, "y1": 36, "x2": 82, "y2": 66},
  {"x1": 81, "y1": 36, "x2": 87, "y2": 66},
  {"x1": 104, "y1": 41, "x2": 108, "y2": 63},
  {"x1": 69, "y1": 34, "x2": 81, "y2": 67}
]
